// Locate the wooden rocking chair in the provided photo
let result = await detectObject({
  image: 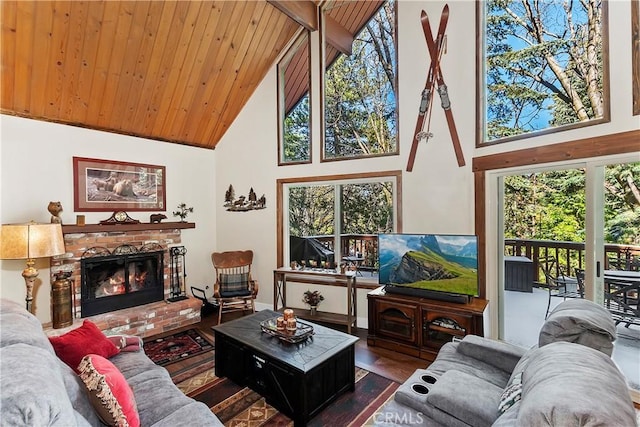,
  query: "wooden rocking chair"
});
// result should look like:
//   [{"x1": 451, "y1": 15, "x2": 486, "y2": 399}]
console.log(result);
[{"x1": 209, "y1": 250, "x2": 258, "y2": 324}]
